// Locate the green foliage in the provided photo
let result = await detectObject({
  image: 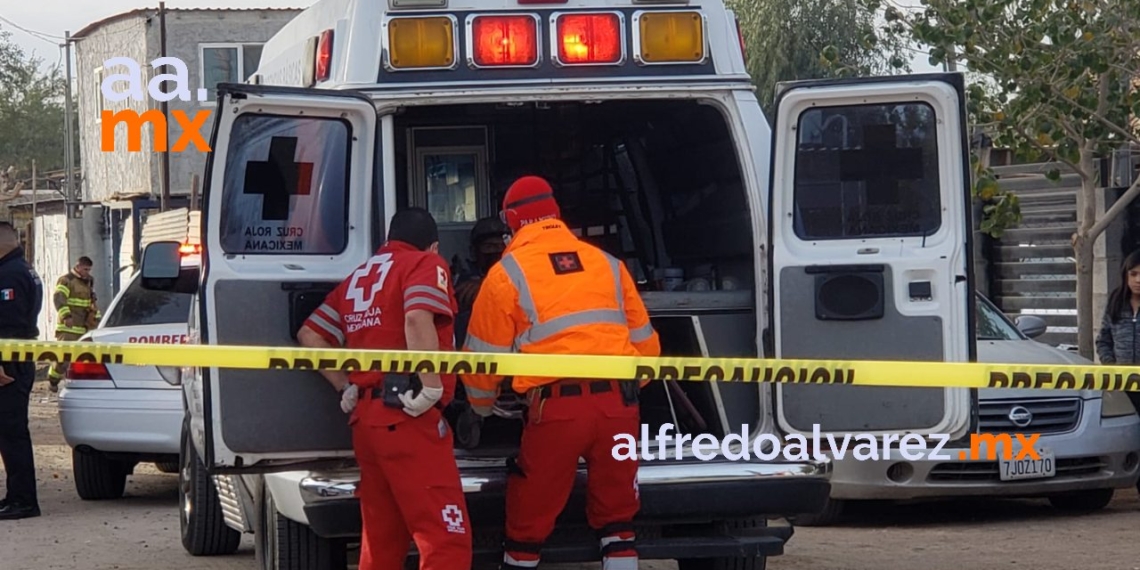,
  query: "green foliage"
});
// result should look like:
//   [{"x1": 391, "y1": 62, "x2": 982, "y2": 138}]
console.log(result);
[
  {"x1": 880, "y1": 0, "x2": 1140, "y2": 180},
  {"x1": 0, "y1": 26, "x2": 74, "y2": 181},
  {"x1": 727, "y1": 0, "x2": 913, "y2": 116}
]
